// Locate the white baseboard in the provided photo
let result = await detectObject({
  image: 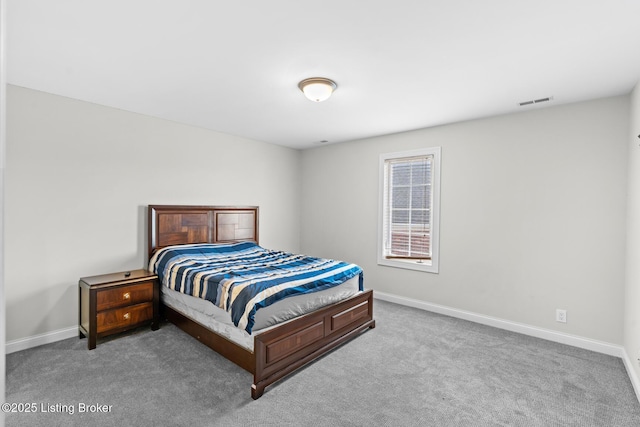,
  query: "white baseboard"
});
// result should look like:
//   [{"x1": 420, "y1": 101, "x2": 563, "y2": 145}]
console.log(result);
[
  {"x1": 373, "y1": 291, "x2": 624, "y2": 357},
  {"x1": 5, "y1": 326, "x2": 77, "y2": 354},
  {"x1": 622, "y1": 350, "x2": 640, "y2": 403}
]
